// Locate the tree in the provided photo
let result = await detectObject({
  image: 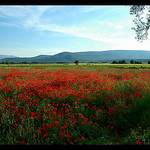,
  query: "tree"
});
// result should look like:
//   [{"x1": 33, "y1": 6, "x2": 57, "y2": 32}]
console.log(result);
[
  {"x1": 74, "y1": 60, "x2": 79, "y2": 65},
  {"x1": 5, "y1": 60, "x2": 10, "y2": 65},
  {"x1": 118, "y1": 60, "x2": 127, "y2": 64},
  {"x1": 111, "y1": 60, "x2": 118, "y2": 64},
  {"x1": 135, "y1": 60, "x2": 142, "y2": 64},
  {"x1": 148, "y1": 61, "x2": 150, "y2": 64},
  {"x1": 130, "y1": 5, "x2": 150, "y2": 41},
  {"x1": 130, "y1": 59, "x2": 135, "y2": 64}
]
